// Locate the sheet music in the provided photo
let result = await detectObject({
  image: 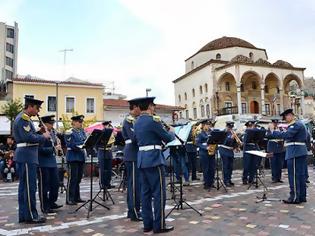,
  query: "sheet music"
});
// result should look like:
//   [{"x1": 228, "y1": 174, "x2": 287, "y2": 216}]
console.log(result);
[{"x1": 166, "y1": 123, "x2": 192, "y2": 147}]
